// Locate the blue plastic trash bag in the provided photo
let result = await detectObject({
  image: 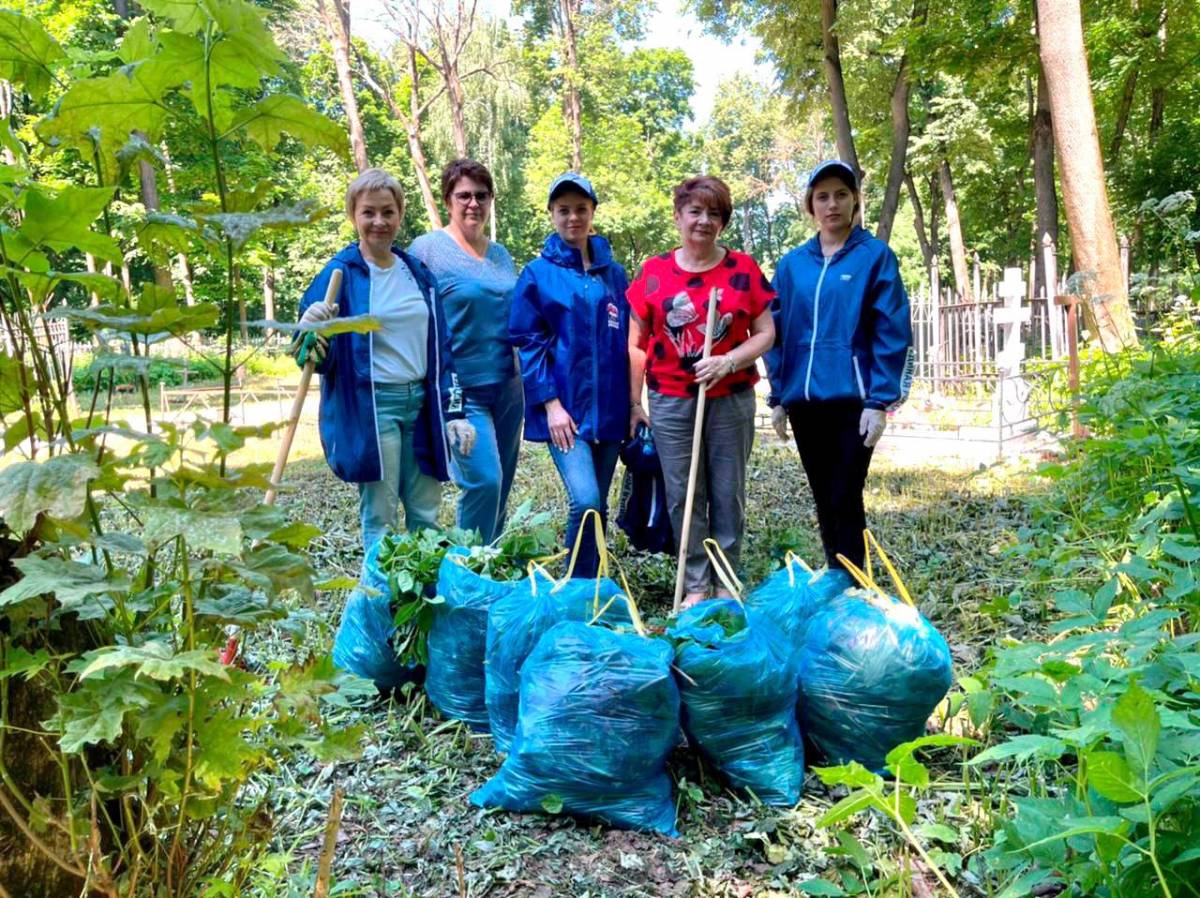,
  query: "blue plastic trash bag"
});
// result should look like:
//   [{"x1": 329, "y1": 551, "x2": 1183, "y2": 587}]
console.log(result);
[
  {"x1": 617, "y1": 424, "x2": 674, "y2": 554},
  {"x1": 667, "y1": 600, "x2": 804, "y2": 804},
  {"x1": 485, "y1": 570, "x2": 628, "y2": 754},
  {"x1": 745, "y1": 560, "x2": 852, "y2": 646},
  {"x1": 332, "y1": 537, "x2": 422, "y2": 691},
  {"x1": 797, "y1": 590, "x2": 953, "y2": 772},
  {"x1": 425, "y1": 547, "x2": 518, "y2": 729},
  {"x1": 472, "y1": 620, "x2": 681, "y2": 836}
]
